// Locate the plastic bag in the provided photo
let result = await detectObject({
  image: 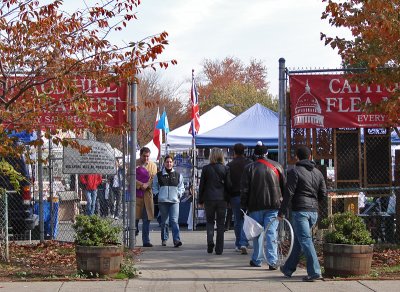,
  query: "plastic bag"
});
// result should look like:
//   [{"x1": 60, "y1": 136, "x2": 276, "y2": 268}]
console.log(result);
[{"x1": 242, "y1": 209, "x2": 264, "y2": 240}]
